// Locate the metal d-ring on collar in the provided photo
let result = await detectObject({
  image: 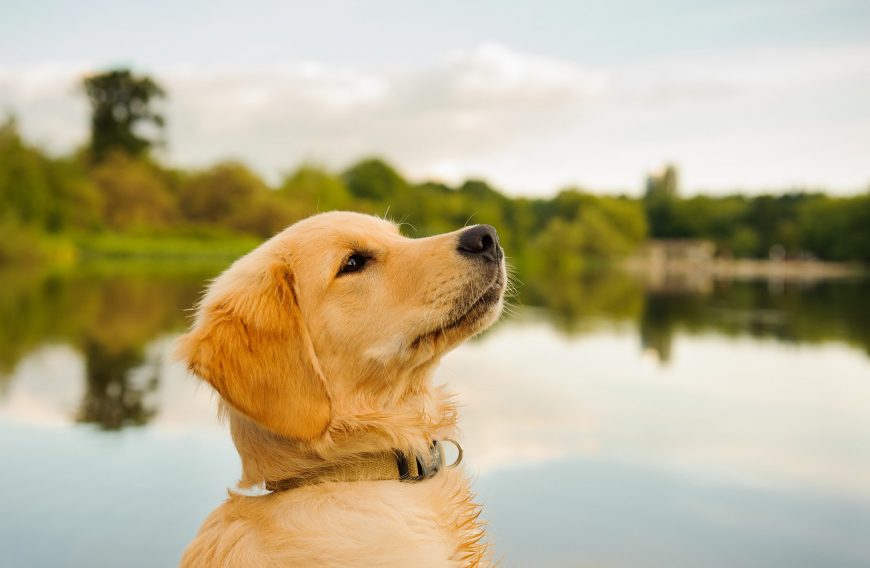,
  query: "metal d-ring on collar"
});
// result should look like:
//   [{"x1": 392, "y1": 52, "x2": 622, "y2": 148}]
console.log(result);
[
  {"x1": 441, "y1": 438, "x2": 463, "y2": 468},
  {"x1": 396, "y1": 439, "x2": 464, "y2": 482}
]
